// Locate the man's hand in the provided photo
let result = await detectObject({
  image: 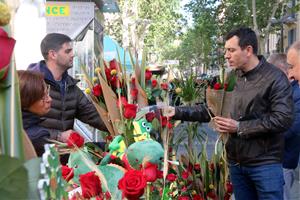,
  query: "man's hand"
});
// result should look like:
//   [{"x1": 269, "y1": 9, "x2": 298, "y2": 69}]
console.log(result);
[
  {"x1": 59, "y1": 129, "x2": 74, "y2": 143},
  {"x1": 213, "y1": 116, "x2": 238, "y2": 134},
  {"x1": 163, "y1": 106, "x2": 175, "y2": 117}
]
